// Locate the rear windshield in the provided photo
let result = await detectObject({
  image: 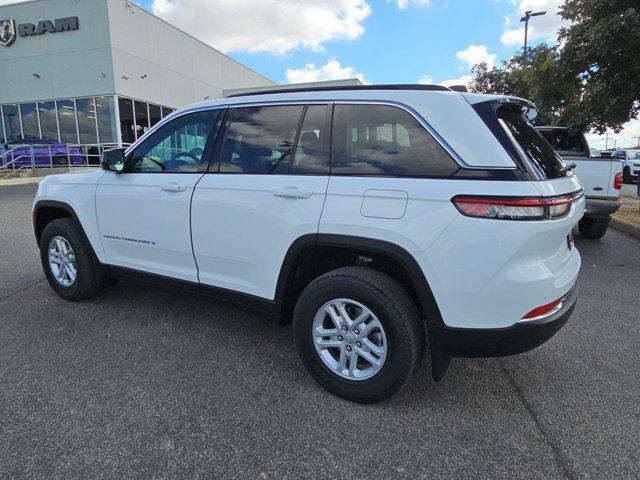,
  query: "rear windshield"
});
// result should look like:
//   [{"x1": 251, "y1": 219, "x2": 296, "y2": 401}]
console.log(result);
[
  {"x1": 497, "y1": 107, "x2": 567, "y2": 179},
  {"x1": 536, "y1": 129, "x2": 587, "y2": 157}
]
